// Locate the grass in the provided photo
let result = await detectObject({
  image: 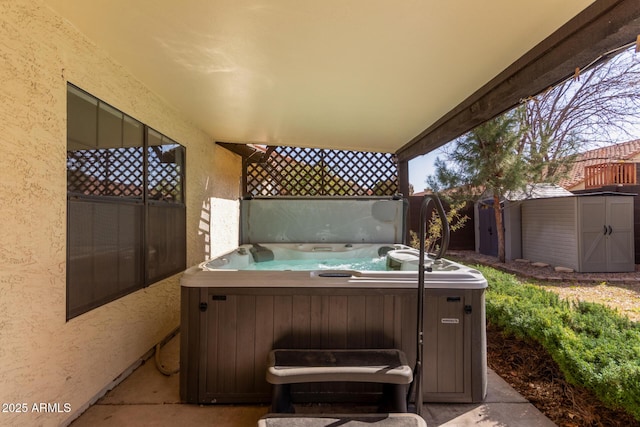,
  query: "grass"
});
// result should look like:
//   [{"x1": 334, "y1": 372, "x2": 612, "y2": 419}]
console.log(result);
[{"x1": 479, "y1": 265, "x2": 640, "y2": 421}]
